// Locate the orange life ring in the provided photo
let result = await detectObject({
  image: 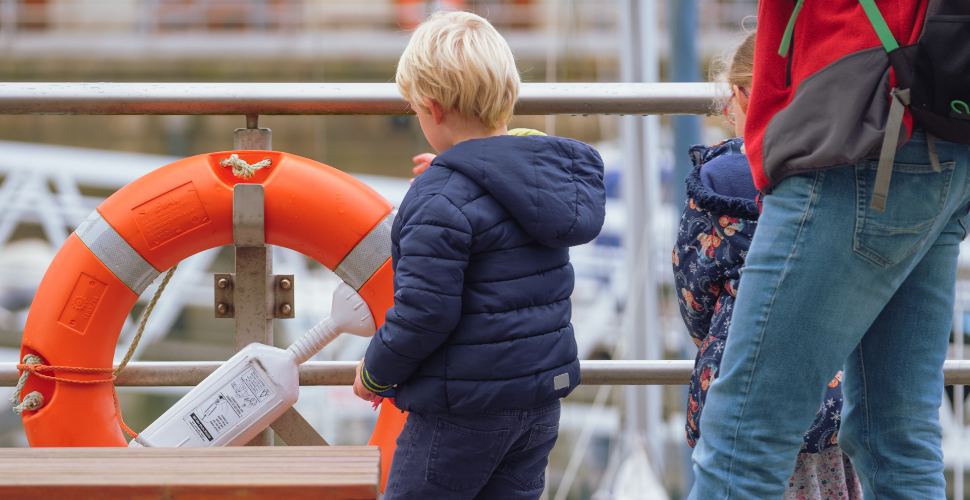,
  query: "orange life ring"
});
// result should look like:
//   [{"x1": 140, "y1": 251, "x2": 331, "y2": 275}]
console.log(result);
[{"x1": 18, "y1": 151, "x2": 404, "y2": 488}]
